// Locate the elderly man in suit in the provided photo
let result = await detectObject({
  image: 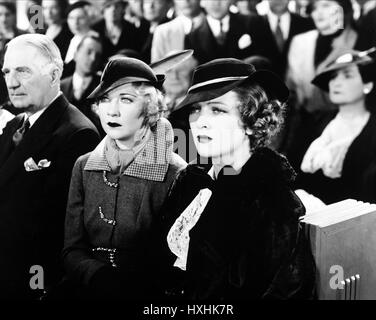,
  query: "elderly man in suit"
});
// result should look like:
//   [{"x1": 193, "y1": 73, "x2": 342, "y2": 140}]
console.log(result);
[
  {"x1": 0, "y1": 34, "x2": 100, "y2": 299},
  {"x1": 61, "y1": 34, "x2": 104, "y2": 137},
  {"x1": 185, "y1": 0, "x2": 275, "y2": 65},
  {"x1": 151, "y1": 0, "x2": 205, "y2": 62}
]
